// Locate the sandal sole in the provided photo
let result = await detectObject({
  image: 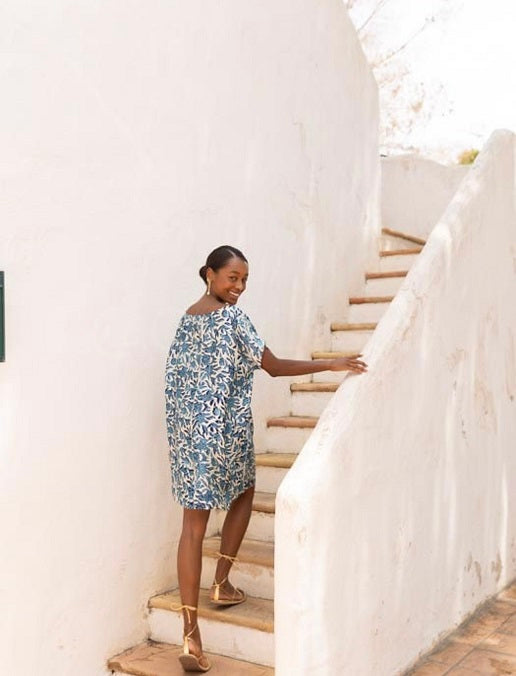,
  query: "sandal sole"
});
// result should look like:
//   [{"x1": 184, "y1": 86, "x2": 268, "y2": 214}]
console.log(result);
[{"x1": 178, "y1": 653, "x2": 211, "y2": 672}]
